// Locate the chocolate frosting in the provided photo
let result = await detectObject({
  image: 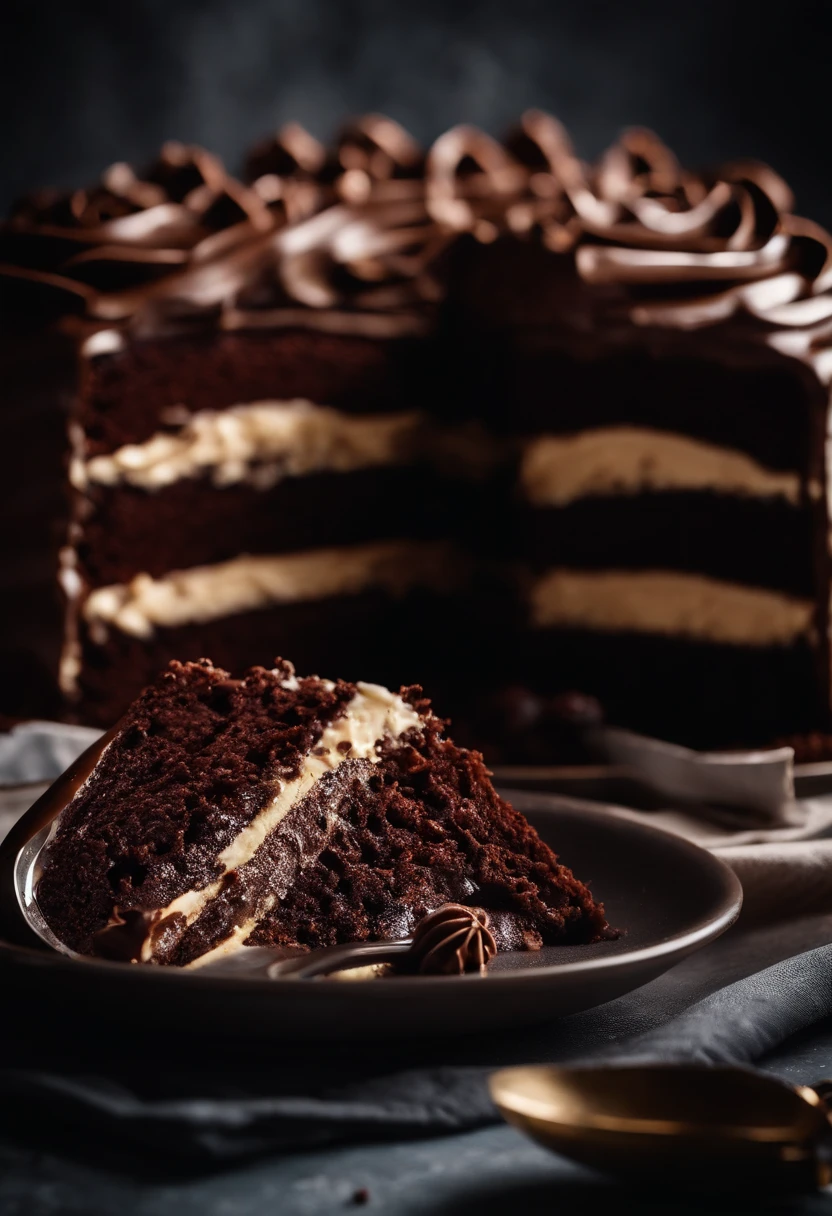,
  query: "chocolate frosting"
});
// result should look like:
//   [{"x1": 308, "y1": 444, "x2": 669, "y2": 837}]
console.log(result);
[
  {"x1": 408, "y1": 903, "x2": 497, "y2": 975},
  {"x1": 91, "y1": 906, "x2": 188, "y2": 962},
  {"x1": 3, "y1": 112, "x2": 832, "y2": 378},
  {"x1": 247, "y1": 115, "x2": 424, "y2": 205},
  {"x1": 0, "y1": 140, "x2": 314, "y2": 331}
]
